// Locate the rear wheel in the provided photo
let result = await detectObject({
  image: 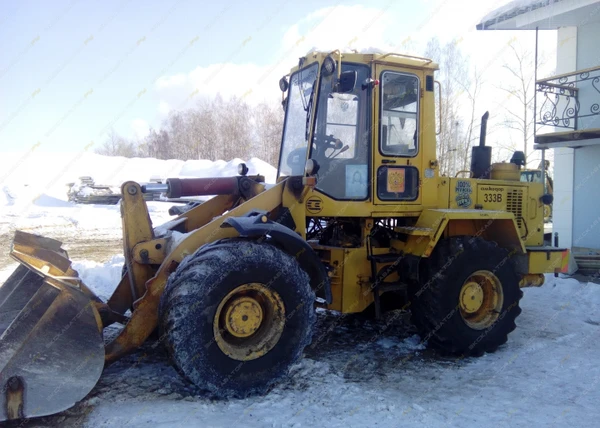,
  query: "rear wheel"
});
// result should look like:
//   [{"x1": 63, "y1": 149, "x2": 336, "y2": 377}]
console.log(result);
[
  {"x1": 159, "y1": 239, "x2": 315, "y2": 397},
  {"x1": 410, "y1": 236, "x2": 523, "y2": 356}
]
